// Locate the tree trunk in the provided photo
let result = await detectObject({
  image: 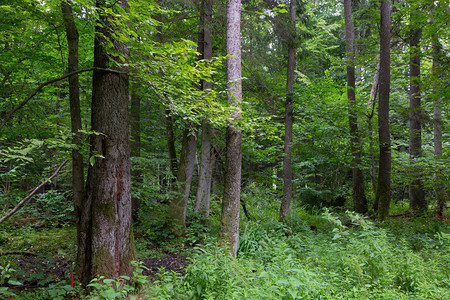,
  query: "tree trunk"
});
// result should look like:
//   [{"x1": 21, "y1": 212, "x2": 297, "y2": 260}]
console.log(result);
[
  {"x1": 195, "y1": 0, "x2": 214, "y2": 217},
  {"x1": 375, "y1": 0, "x2": 392, "y2": 220},
  {"x1": 76, "y1": 0, "x2": 136, "y2": 285},
  {"x1": 169, "y1": 126, "x2": 198, "y2": 229},
  {"x1": 61, "y1": 0, "x2": 84, "y2": 237},
  {"x1": 195, "y1": 121, "x2": 214, "y2": 216},
  {"x1": 279, "y1": 0, "x2": 296, "y2": 222},
  {"x1": 130, "y1": 88, "x2": 141, "y2": 222},
  {"x1": 344, "y1": 0, "x2": 367, "y2": 214},
  {"x1": 218, "y1": 0, "x2": 242, "y2": 258},
  {"x1": 165, "y1": 108, "x2": 178, "y2": 178},
  {"x1": 368, "y1": 60, "x2": 380, "y2": 202},
  {"x1": 432, "y1": 22, "x2": 446, "y2": 217}
]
